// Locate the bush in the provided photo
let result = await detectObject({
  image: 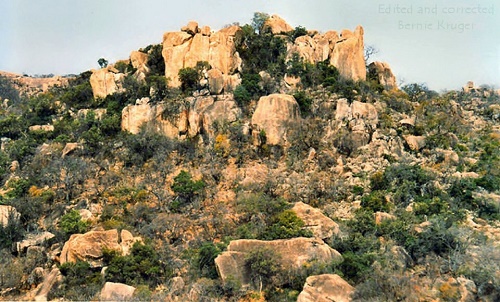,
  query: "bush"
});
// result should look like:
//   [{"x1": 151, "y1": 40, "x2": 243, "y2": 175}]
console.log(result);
[
  {"x1": 261, "y1": 210, "x2": 312, "y2": 240},
  {"x1": 244, "y1": 247, "x2": 283, "y2": 291},
  {"x1": 178, "y1": 67, "x2": 200, "y2": 93},
  {"x1": 195, "y1": 242, "x2": 224, "y2": 279},
  {"x1": 59, "y1": 210, "x2": 90, "y2": 237},
  {"x1": 56, "y1": 260, "x2": 102, "y2": 300},
  {"x1": 233, "y1": 85, "x2": 252, "y2": 107},
  {"x1": 288, "y1": 26, "x2": 308, "y2": 42},
  {"x1": 171, "y1": 170, "x2": 205, "y2": 211},
  {"x1": 293, "y1": 91, "x2": 312, "y2": 115},
  {"x1": 103, "y1": 241, "x2": 166, "y2": 288},
  {"x1": 0, "y1": 74, "x2": 20, "y2": 103},
  {"x1": 361, "y1": 190, "x2": 392, "y2": 212}
]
